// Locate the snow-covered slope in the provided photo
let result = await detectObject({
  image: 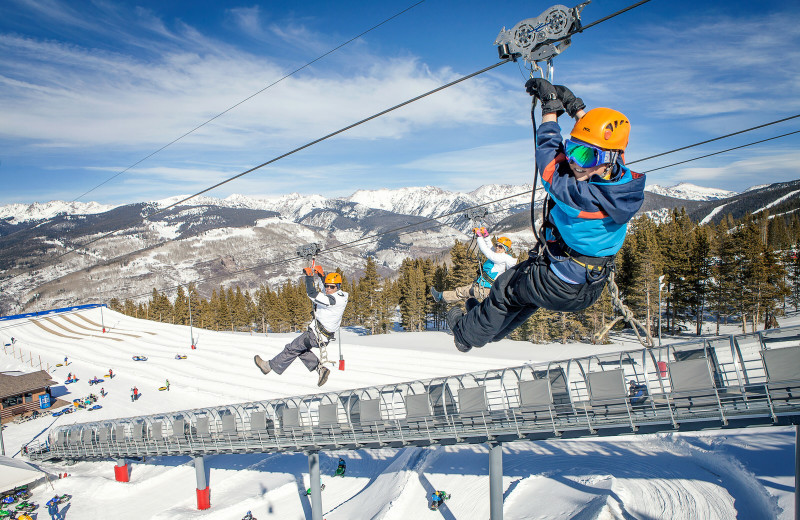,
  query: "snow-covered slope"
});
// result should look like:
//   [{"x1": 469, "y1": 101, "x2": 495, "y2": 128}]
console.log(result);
[{"x1": 0, "y1": 308, "x2": 795, "y2": 519}]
